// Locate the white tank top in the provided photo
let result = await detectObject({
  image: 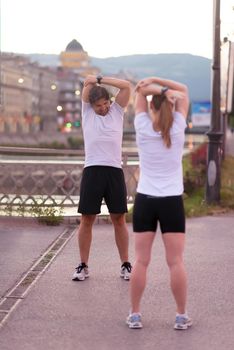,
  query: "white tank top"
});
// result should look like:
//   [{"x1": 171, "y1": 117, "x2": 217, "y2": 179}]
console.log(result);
[
  {"x1": 82, "y1": 101, "x2": 124, "y2": 168},
  {"x1": 134, "y1": 111, "x2": 187, "y2": 196}
]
